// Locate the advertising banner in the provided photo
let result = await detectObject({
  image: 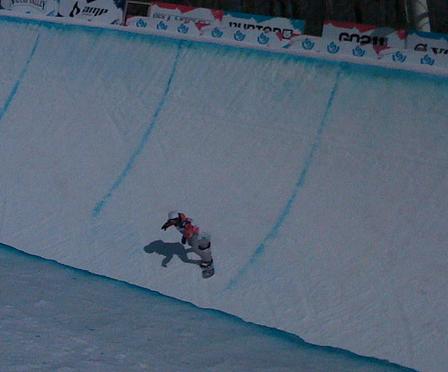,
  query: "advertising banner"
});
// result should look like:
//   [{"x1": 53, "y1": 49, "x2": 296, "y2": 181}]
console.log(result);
[
  {"x1": 126, "y1": 15, "x2": 151, "y2": 29},
  {"x1": 144, "y1": 2, "x2": 304, "y2": 50},
  {"x1": 212, "y1": 12, "x2": 304, "y2": 50},
  {"x1": 147, "y1": 2, "x2": 224, "y2": 37},
  {"x1": 404, "y1": 31, "x2": 448, "y2": 68},
  {"x1": 0, "y1": 0, "x2": 59, "y2": 16},
  {"x1": 292, "y1": 35, "x2": 321, "y2": 53},
  {"x1": 321, "y1": 21, "x2": 406, "y2": 61},
  {"x1": 58, "y1": 0, "x2": 124, "y2": 24}
]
